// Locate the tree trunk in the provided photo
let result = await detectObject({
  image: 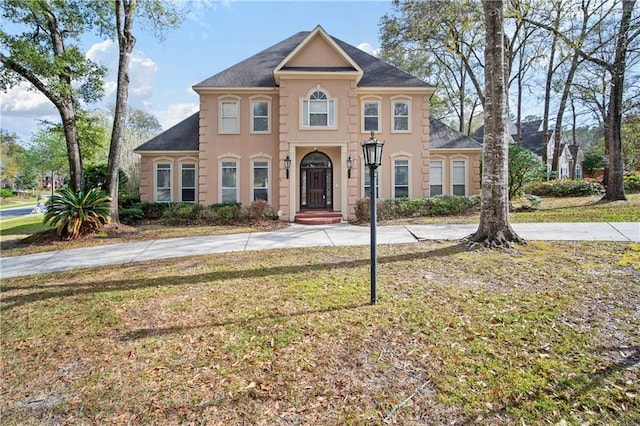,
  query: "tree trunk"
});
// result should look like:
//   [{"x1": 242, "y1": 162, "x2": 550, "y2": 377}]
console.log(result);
[
  {"x1": 603, "y1": 0, "x2": 633, "y2": 201},
  {"x1": 551, "y1": 53, "x2": 580, "y2": 174},
  {"x1": 541, "y1": 5, "x2": 561, "y2": 170},
  {"x1": 107, "y1": 0, "x2": 137, "y2": 224},
  {"x1": 58, "y1": 101, "x2": 84, "y2": 192},
  {"x1": 469, "y1": 0, "x2": 523, "y2": 248}
]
